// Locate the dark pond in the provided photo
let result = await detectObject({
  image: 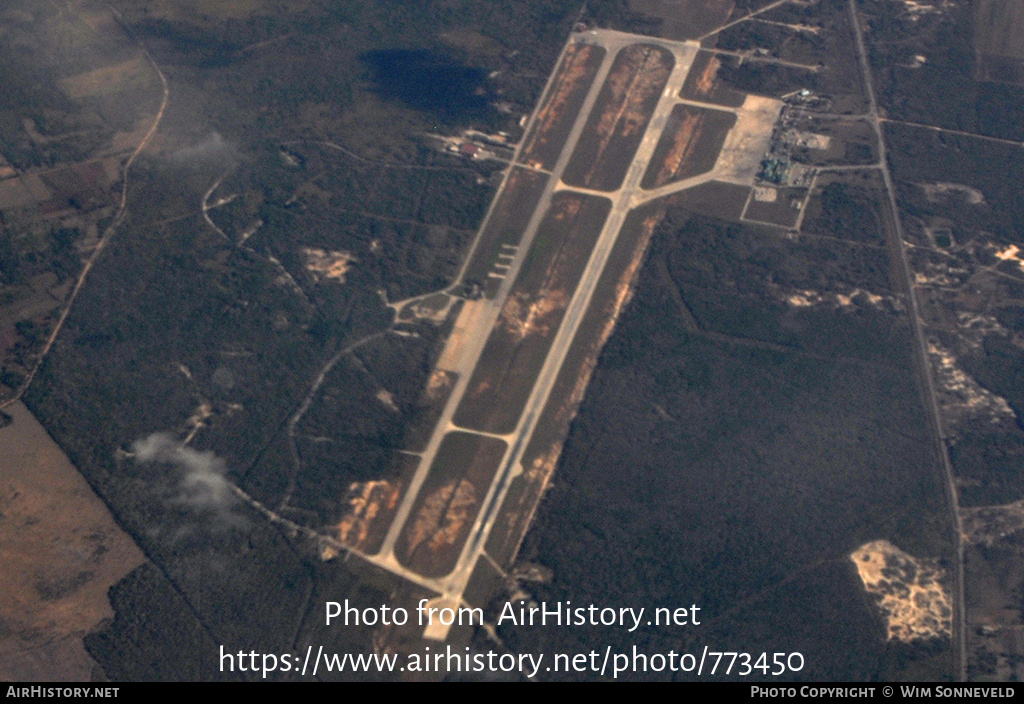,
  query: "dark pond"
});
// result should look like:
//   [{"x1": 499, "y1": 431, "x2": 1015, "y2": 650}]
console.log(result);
[{"x1": 359, "y1": 49, "x2": 492, "y2": 123}]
